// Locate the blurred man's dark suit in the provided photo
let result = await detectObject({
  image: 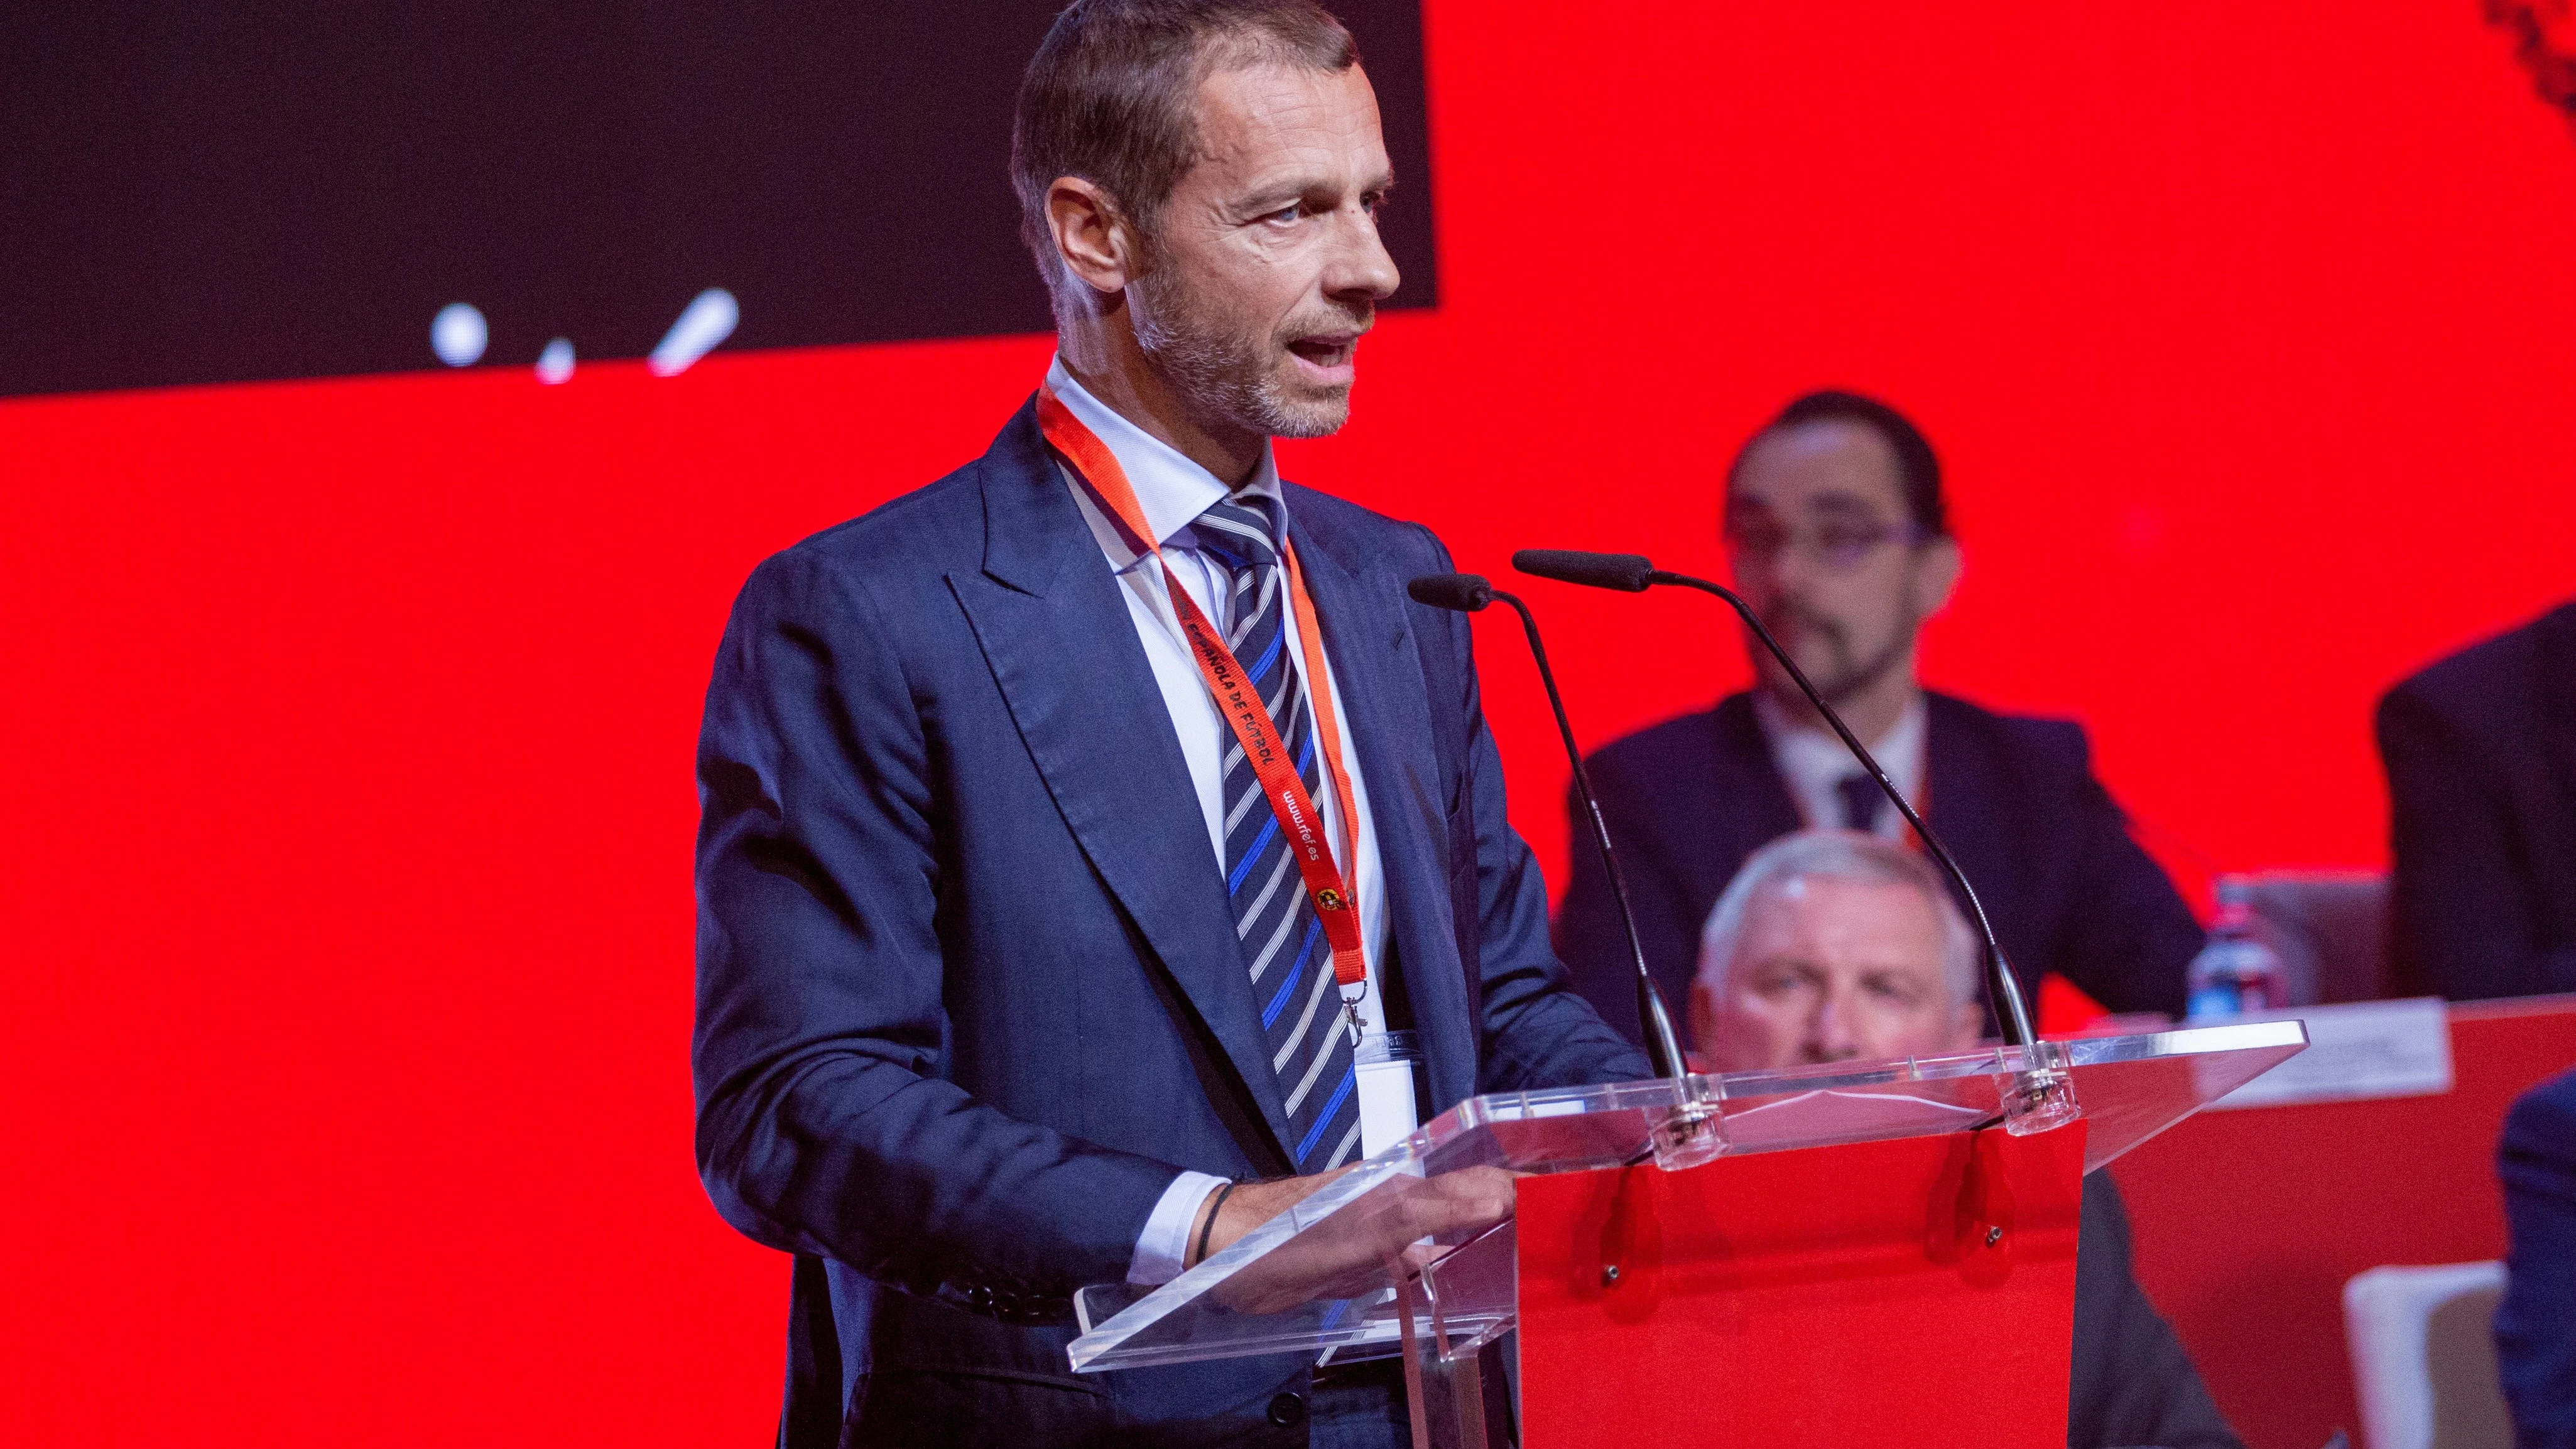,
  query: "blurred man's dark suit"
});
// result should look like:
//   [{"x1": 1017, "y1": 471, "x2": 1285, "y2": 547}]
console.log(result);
[
  {"x1": 2072, "y1": 1174, "x2": 2244, "y2": 1449},
  {"x1": 2378, "y1": 600, "x2": 2576, "y2": 1001},
  {"x1": 1557, "y1": 690, "x2": 2204, "y2": 1036},
  {"x1": 693, "y1": 401, "x2": 1648, "y2": 1448}
]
